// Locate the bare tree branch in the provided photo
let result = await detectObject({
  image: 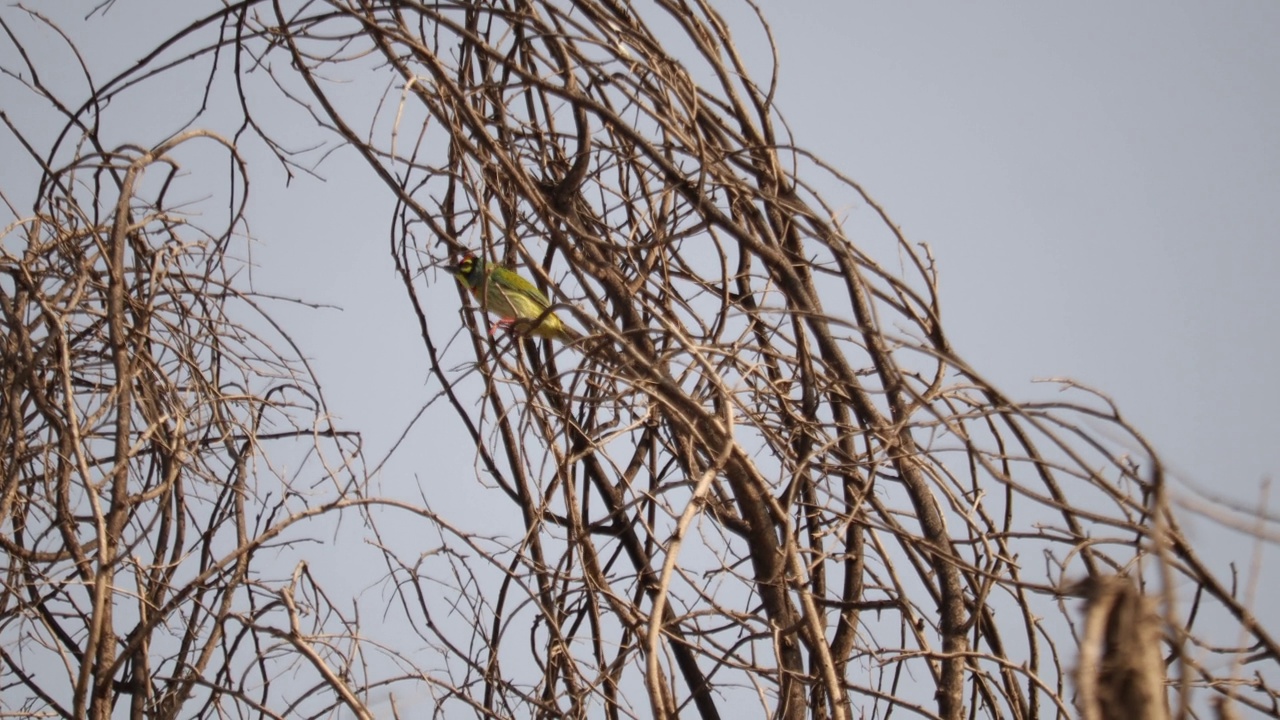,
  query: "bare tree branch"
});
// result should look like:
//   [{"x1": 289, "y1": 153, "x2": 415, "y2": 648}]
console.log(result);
[{"x1": 1, "y1": 2, "x2": 1276, "y2": 719}]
